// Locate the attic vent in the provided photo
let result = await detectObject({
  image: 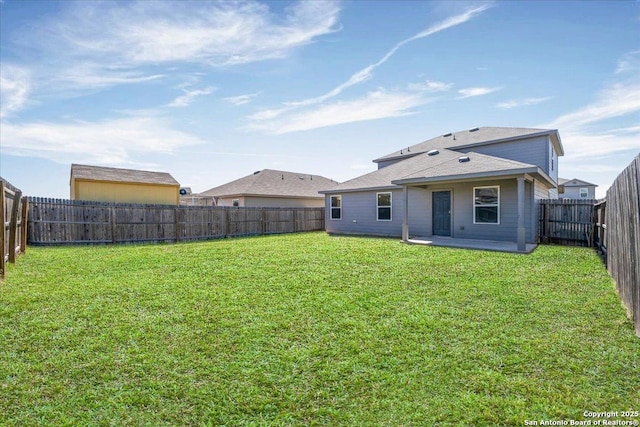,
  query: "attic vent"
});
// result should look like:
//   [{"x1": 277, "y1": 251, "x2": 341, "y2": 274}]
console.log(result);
[
  {"x1": 458, "y1": 156, "x2": 470, "y2": 163},
  {"x1": 427, "y1": 149, "x2": 439, "y2": 156},
  {"x1": 469, "y1": 127, "x2": 479, "y2": 132},
  {"x1": 443, "y1": 132, "x2": 452, "y2": 137}
]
